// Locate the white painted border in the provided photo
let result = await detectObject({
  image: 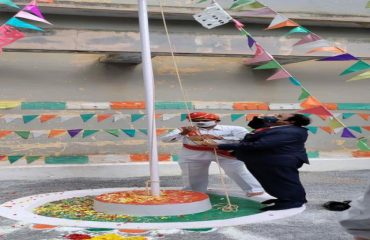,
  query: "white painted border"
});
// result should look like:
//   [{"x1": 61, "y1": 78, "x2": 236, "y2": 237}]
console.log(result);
[{"x1": 0, "y1": 188, "x2": 305, "y2": 229}]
